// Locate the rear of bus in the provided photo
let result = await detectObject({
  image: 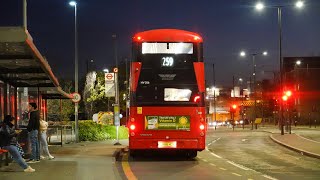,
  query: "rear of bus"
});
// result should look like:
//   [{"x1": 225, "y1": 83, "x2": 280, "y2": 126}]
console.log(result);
[{"x1": 128, "y1": 29, "x2": 206, "y2": 158}]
